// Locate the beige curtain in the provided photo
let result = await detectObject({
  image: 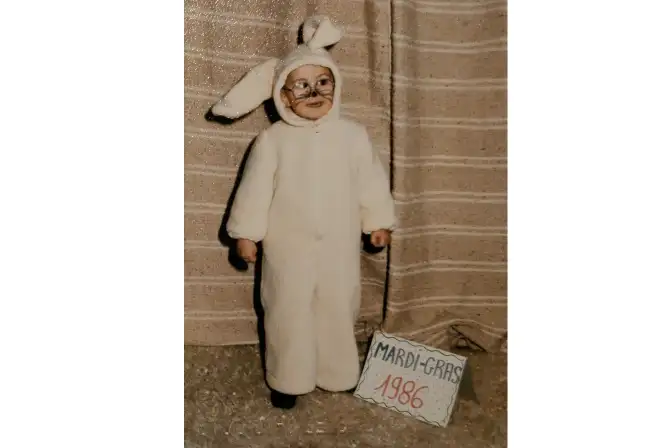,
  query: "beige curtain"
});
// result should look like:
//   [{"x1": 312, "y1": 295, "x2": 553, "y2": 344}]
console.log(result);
[{"x1": 184, "y1": 0, "x2": 507, "y2": 352}]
